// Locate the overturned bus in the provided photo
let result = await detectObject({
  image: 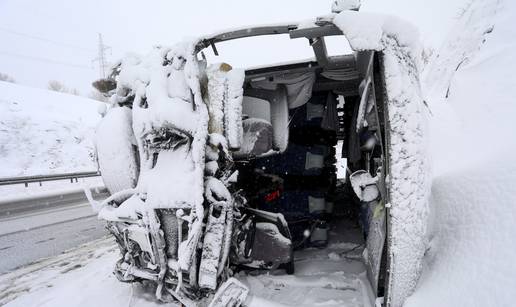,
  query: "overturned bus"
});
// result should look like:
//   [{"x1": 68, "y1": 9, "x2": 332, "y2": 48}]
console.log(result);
[{"x1": 87, "y1": 3, "x2": 429, "y2": 307}]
